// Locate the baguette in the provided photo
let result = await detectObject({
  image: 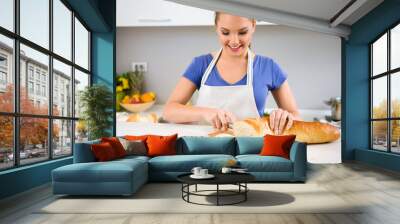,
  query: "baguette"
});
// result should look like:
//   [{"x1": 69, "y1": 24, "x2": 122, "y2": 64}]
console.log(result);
[
  {"x1": 209, "y1": 117, "x2": 340, "y2": 144},
  {"x1": 127, "y1": 113, "x2": 159, "y2": 123}
]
